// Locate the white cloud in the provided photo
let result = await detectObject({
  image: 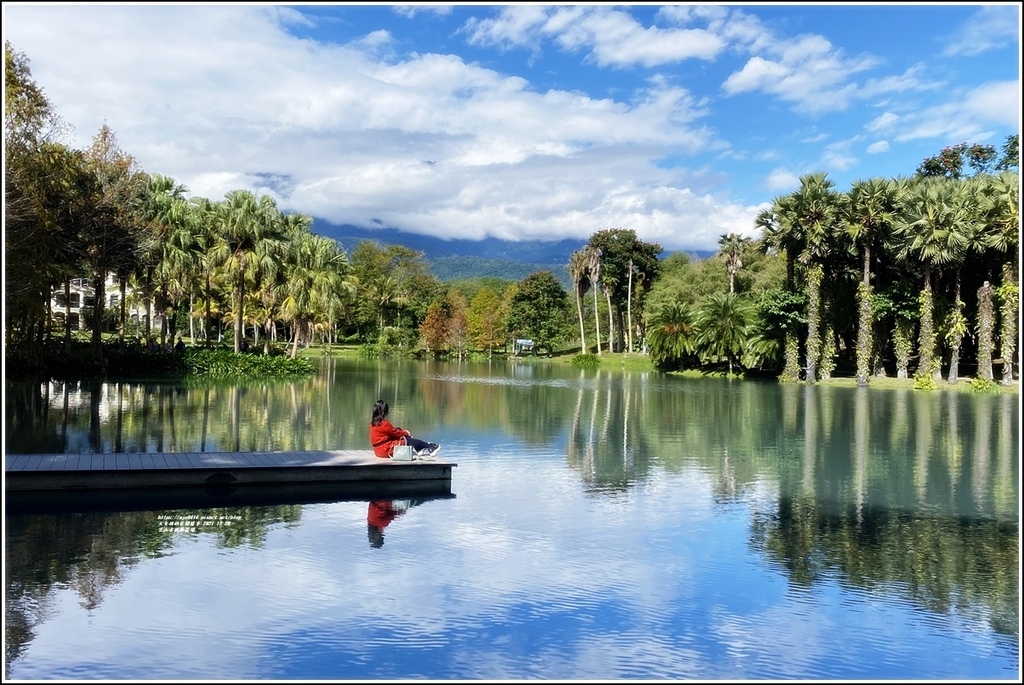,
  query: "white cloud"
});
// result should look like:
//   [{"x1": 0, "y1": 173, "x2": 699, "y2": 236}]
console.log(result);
[
  {"x1": 465, "y1": 5, "x2": 733, "y2": 68},
  {"x1": 722, "y1": 33, "x2": 879, "y2": 115},
  {"x1": 4, "y1": 4, "x2": 741, "y2": 251},
  {"x1": 942, "y1": 5, "x2": 1020, "y2": 57},
  {"x1": 866, "y1": 140, "x2": 889, "y2": 154},
  {"x1": 393, "y1": 4, "x2": 453, "y2": 20},
  {"x1": 3, "y1": 4, "x2": 1017, "y2": 255},
  {"x1": 866, "y1": 112, "x2": 900, "y2": 132},
  {"x1": 820, "y1": 141, "x2": 858, "y2": 172},
  {"x1": 892, "y1": 80, "x2": 1020, "y2": 143},
  {"x1": 765, "y1": 169, "x2": 800, "y2": 193}
]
